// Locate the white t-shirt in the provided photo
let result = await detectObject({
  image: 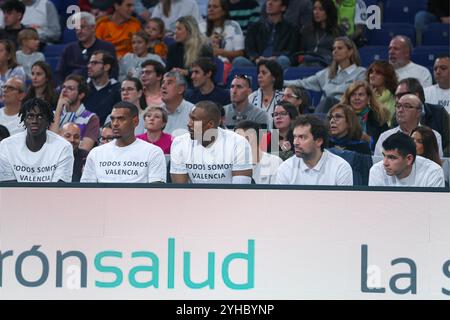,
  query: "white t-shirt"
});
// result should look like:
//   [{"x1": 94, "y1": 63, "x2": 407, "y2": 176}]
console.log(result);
[
  {"x1": 0, "y1": 131, "x2": 74, "y2": 182},
  {"x1": 395, "y1": 62, "x2": 433, "y2": 88},
  {"x1": 374, "y1": 126, "x2": 443, "y2": 158},
  {"x1": 170, "y1": 128, "x2": 253, "y2": 183},
  {"x1": 81, "y1": 139, "x2": 166, "y2": 183},
  {"x1": 151, "y1": 0, "x2": 203, "y2": 34},
  {"x1": 424, "y1": 85, "x2": 450, "y2": 114},
  {"x1": 275, "y1": 149, "x2": 353, "y2": 185},
  {"x1": 253, "y1": 152, "x2": 283, "y2": 184},
  {"x1": 369, "y1": 155, "x2": 445, "y2": 187},
  {"x1": 0, "y1": 108, "x2": 25, "y2": 135}
]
